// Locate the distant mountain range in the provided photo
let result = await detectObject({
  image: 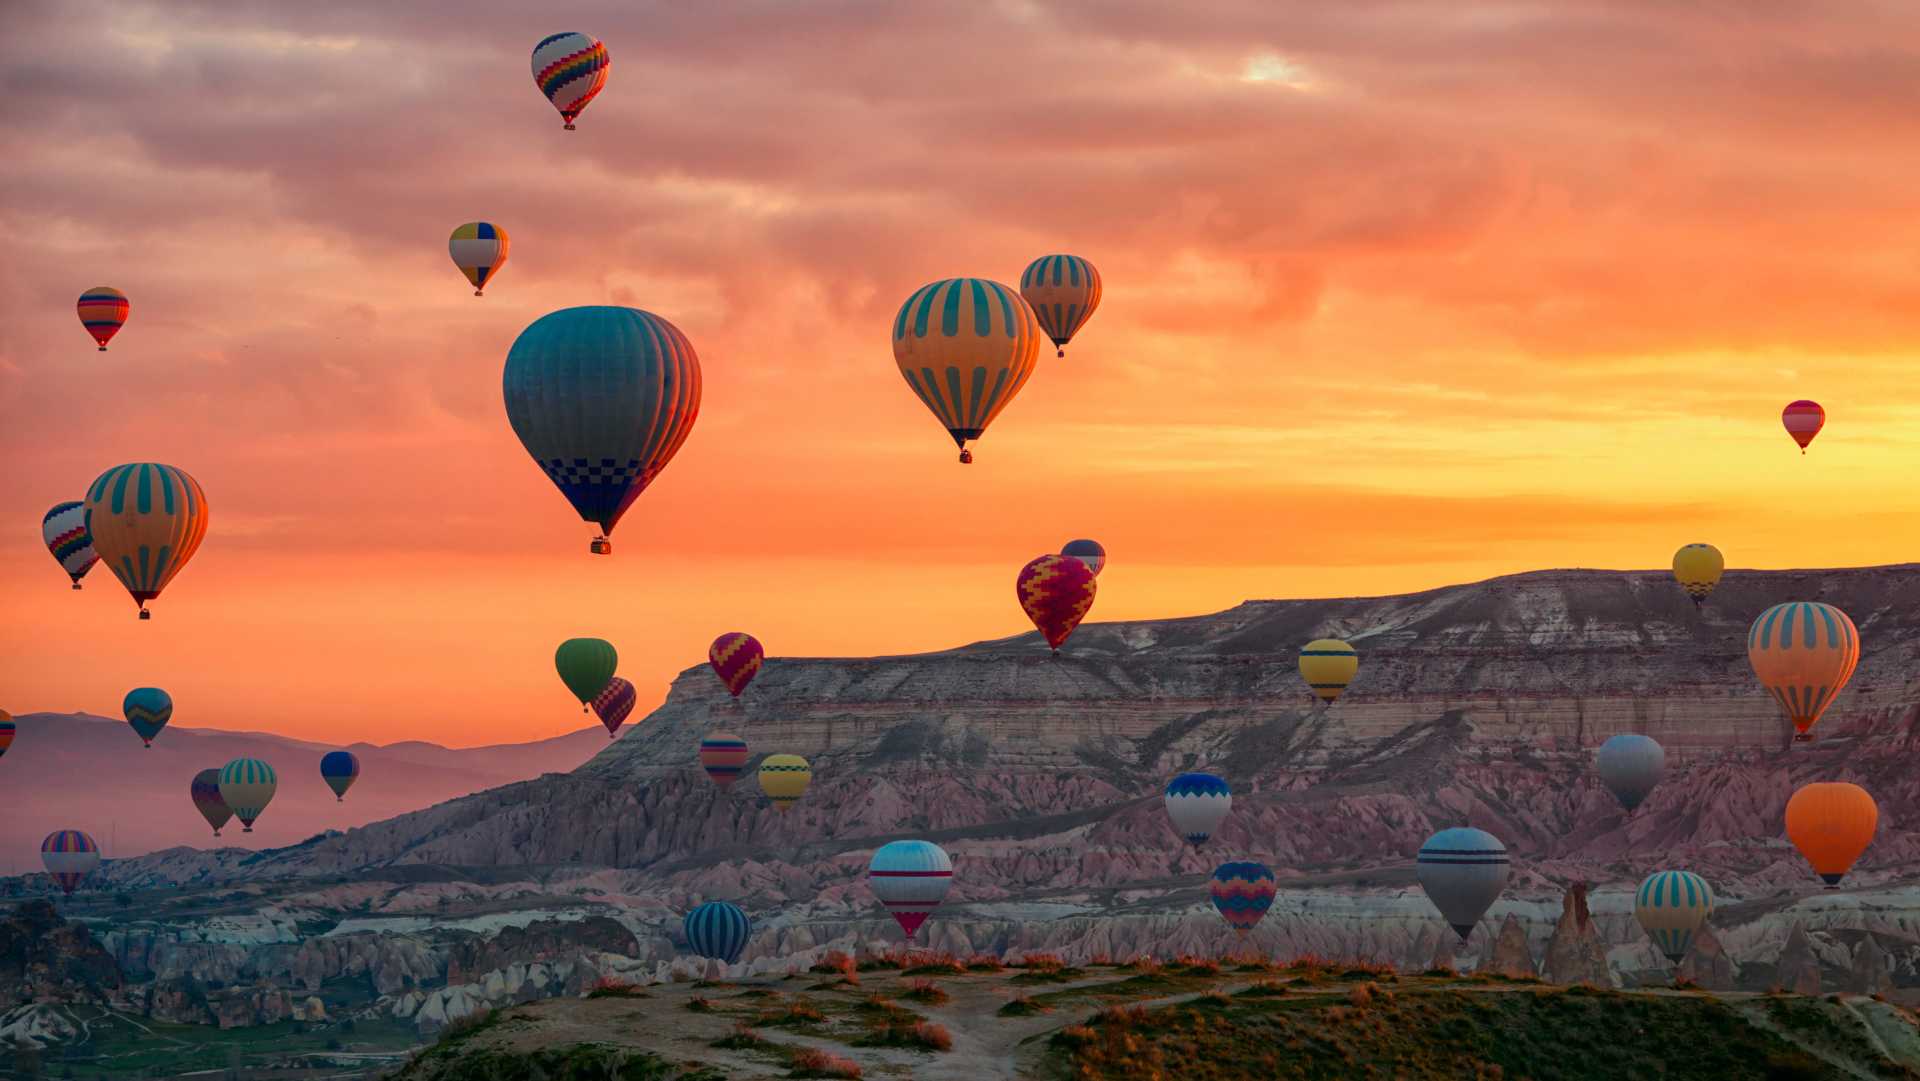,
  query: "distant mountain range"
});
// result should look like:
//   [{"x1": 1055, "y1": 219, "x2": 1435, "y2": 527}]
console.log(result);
[{"x1": 0, "y1": 712, "x2": 606, "y2": 861}]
